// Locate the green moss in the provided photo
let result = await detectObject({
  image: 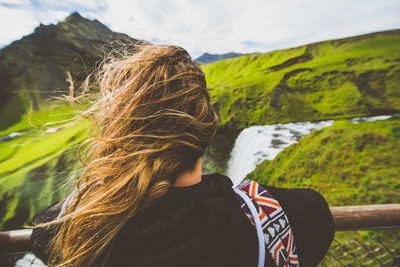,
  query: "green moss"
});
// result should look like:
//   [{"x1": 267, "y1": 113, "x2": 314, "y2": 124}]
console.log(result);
[{"x1": 309, "y1": 82, "x2": 362, "y2": 114}]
